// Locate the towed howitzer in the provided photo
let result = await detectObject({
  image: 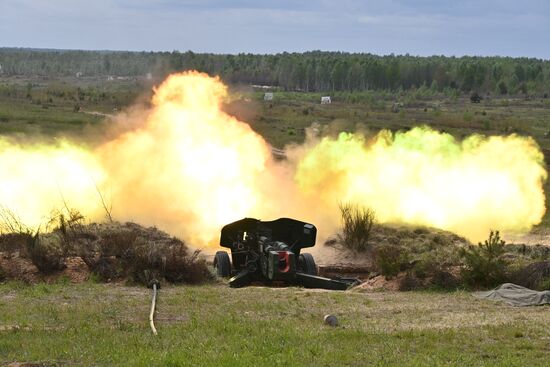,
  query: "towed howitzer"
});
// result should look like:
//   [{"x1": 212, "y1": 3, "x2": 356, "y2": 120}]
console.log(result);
[{"x1": 215, "y1": 217, "x2": 359, "y2": 290}]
